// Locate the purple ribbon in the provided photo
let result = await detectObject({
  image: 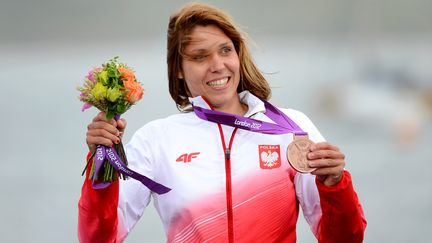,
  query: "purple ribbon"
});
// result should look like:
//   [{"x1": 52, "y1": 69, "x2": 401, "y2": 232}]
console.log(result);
[
  {"x1": 92, "y1": 144, "x2": 171, "y2": 194},
  {"x1": 193, "y1": 98, "x2": 306, "y2": 135}
]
